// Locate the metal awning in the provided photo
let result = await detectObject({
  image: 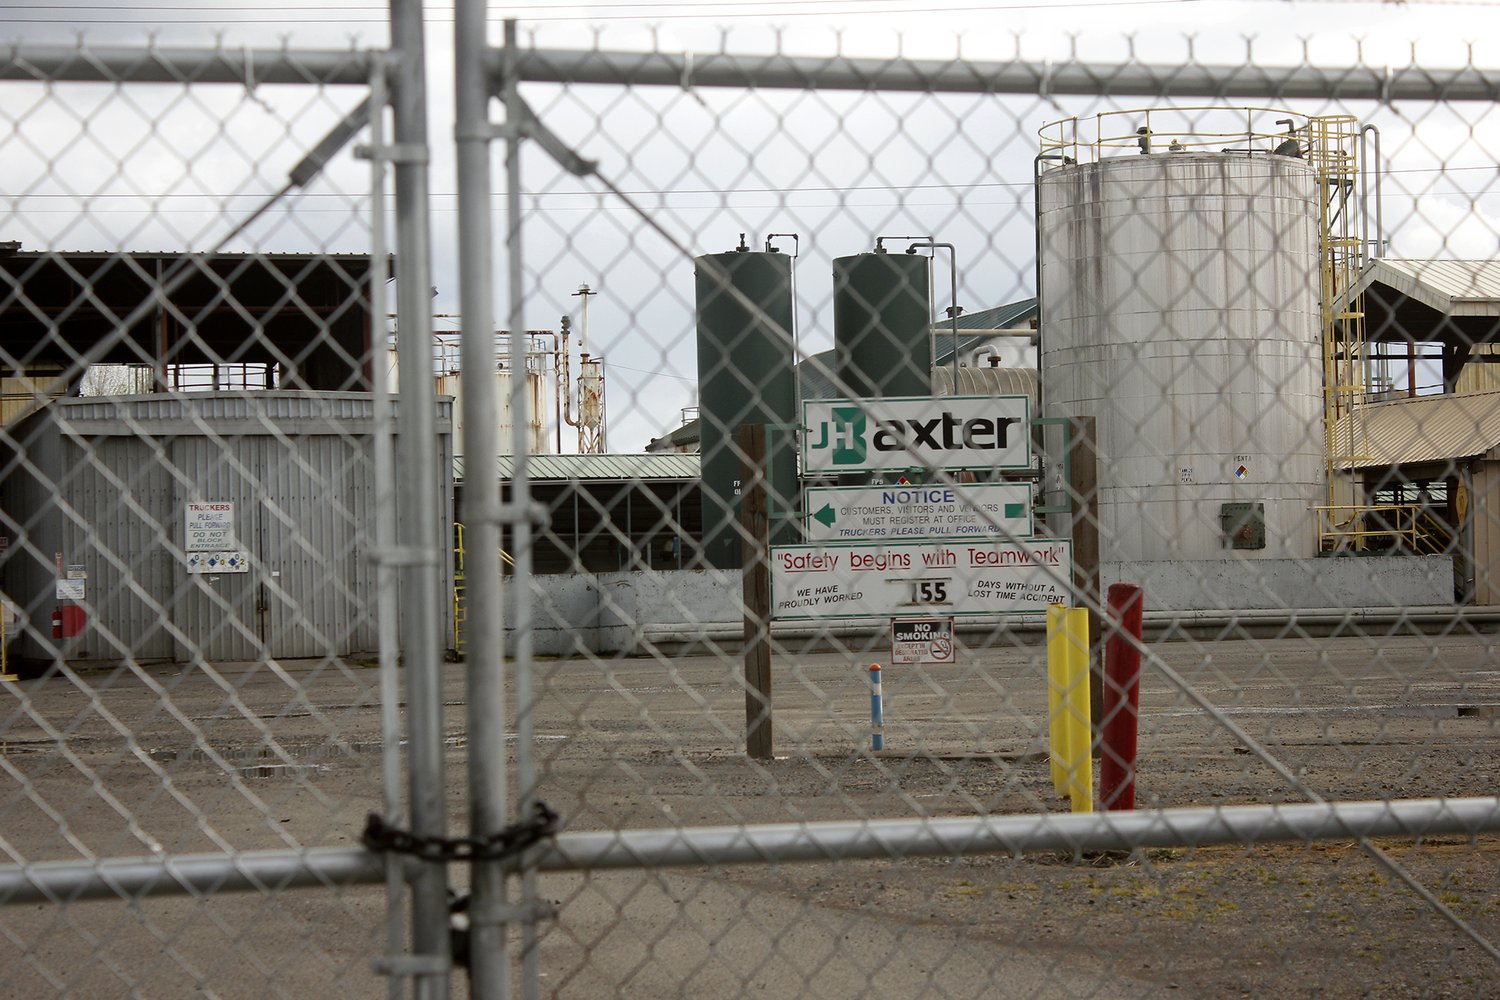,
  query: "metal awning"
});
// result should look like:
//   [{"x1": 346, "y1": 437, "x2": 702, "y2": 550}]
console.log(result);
[
  {"x1": 455, "y1": 452, "x2": 701, "y2": 482},
  {"x1": 1335, "y1": 388, "x2": 1500, "y2": 470},
  {"x1": 1351, "y1": 259, "x2": 1500, "y2": 392},
  {"x1": 1353, "y1": 258, "x2": 1500, "y2": 318}
]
